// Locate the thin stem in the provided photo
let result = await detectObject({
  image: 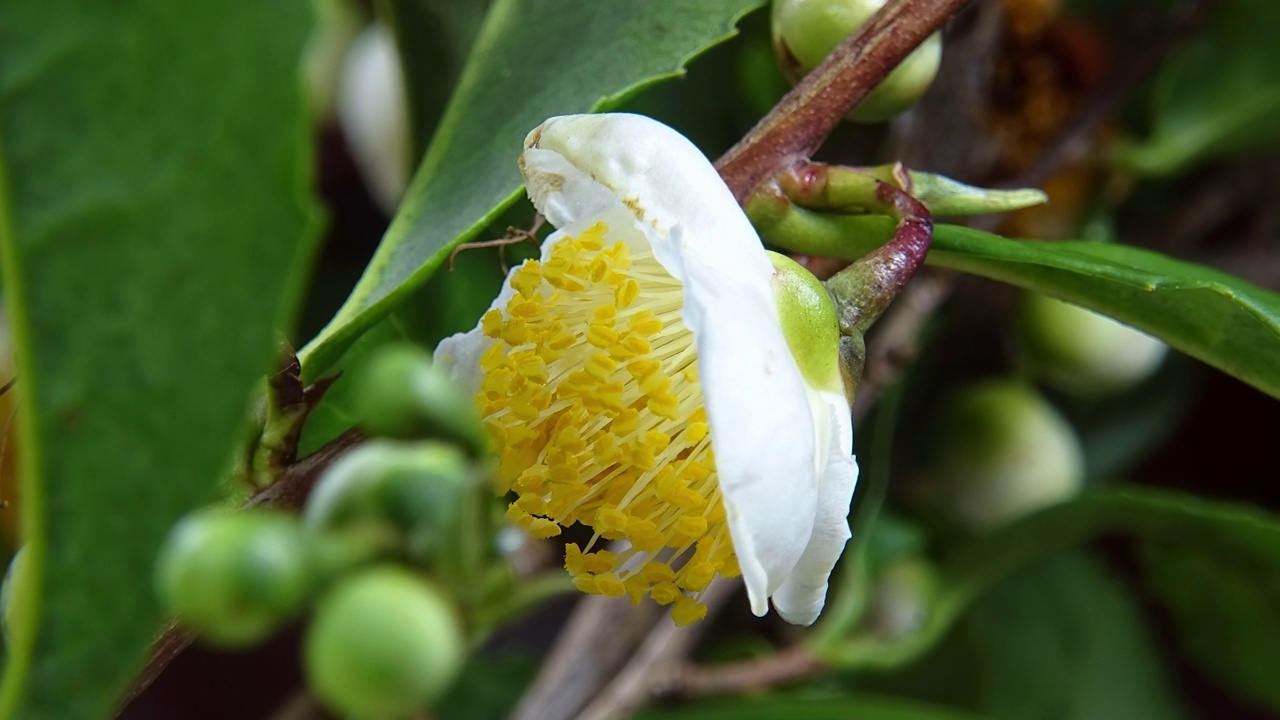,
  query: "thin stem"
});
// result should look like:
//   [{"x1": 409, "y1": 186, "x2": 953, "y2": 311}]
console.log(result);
[
  {"x1": 825, "y1": 183, "x2": 933, "y2": 337},
  {"x1": 715, "y1": 0, "x2": 973, "y2": 203}
]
